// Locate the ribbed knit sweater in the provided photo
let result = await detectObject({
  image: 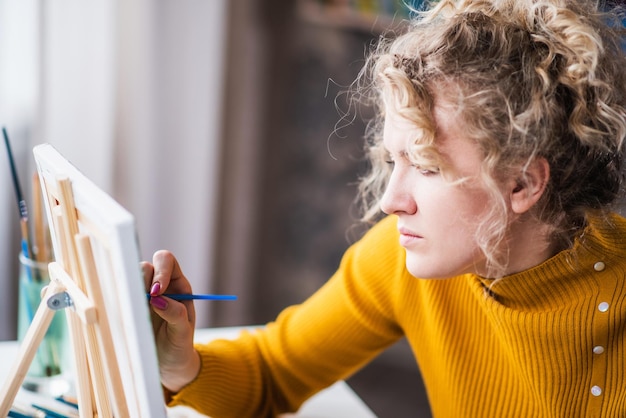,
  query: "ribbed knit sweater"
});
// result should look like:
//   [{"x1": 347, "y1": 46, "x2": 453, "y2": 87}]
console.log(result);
[{"x1": 170, "y1": 213, "x2": 626, "y2": 417}]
